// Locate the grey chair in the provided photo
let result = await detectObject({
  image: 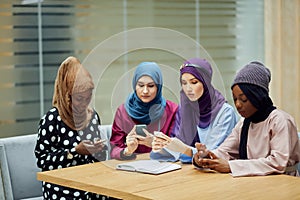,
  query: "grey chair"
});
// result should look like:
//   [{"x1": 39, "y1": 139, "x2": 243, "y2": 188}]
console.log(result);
[
  {"x1": 0, "y1": 134, "x2": 43, "y2": 200},
  {"x1": 98, "y1": 125, "x2": 112, "y2": 160},
  {"x1": 0, "y1": 125, "x2": 112, "y2": 200}
]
